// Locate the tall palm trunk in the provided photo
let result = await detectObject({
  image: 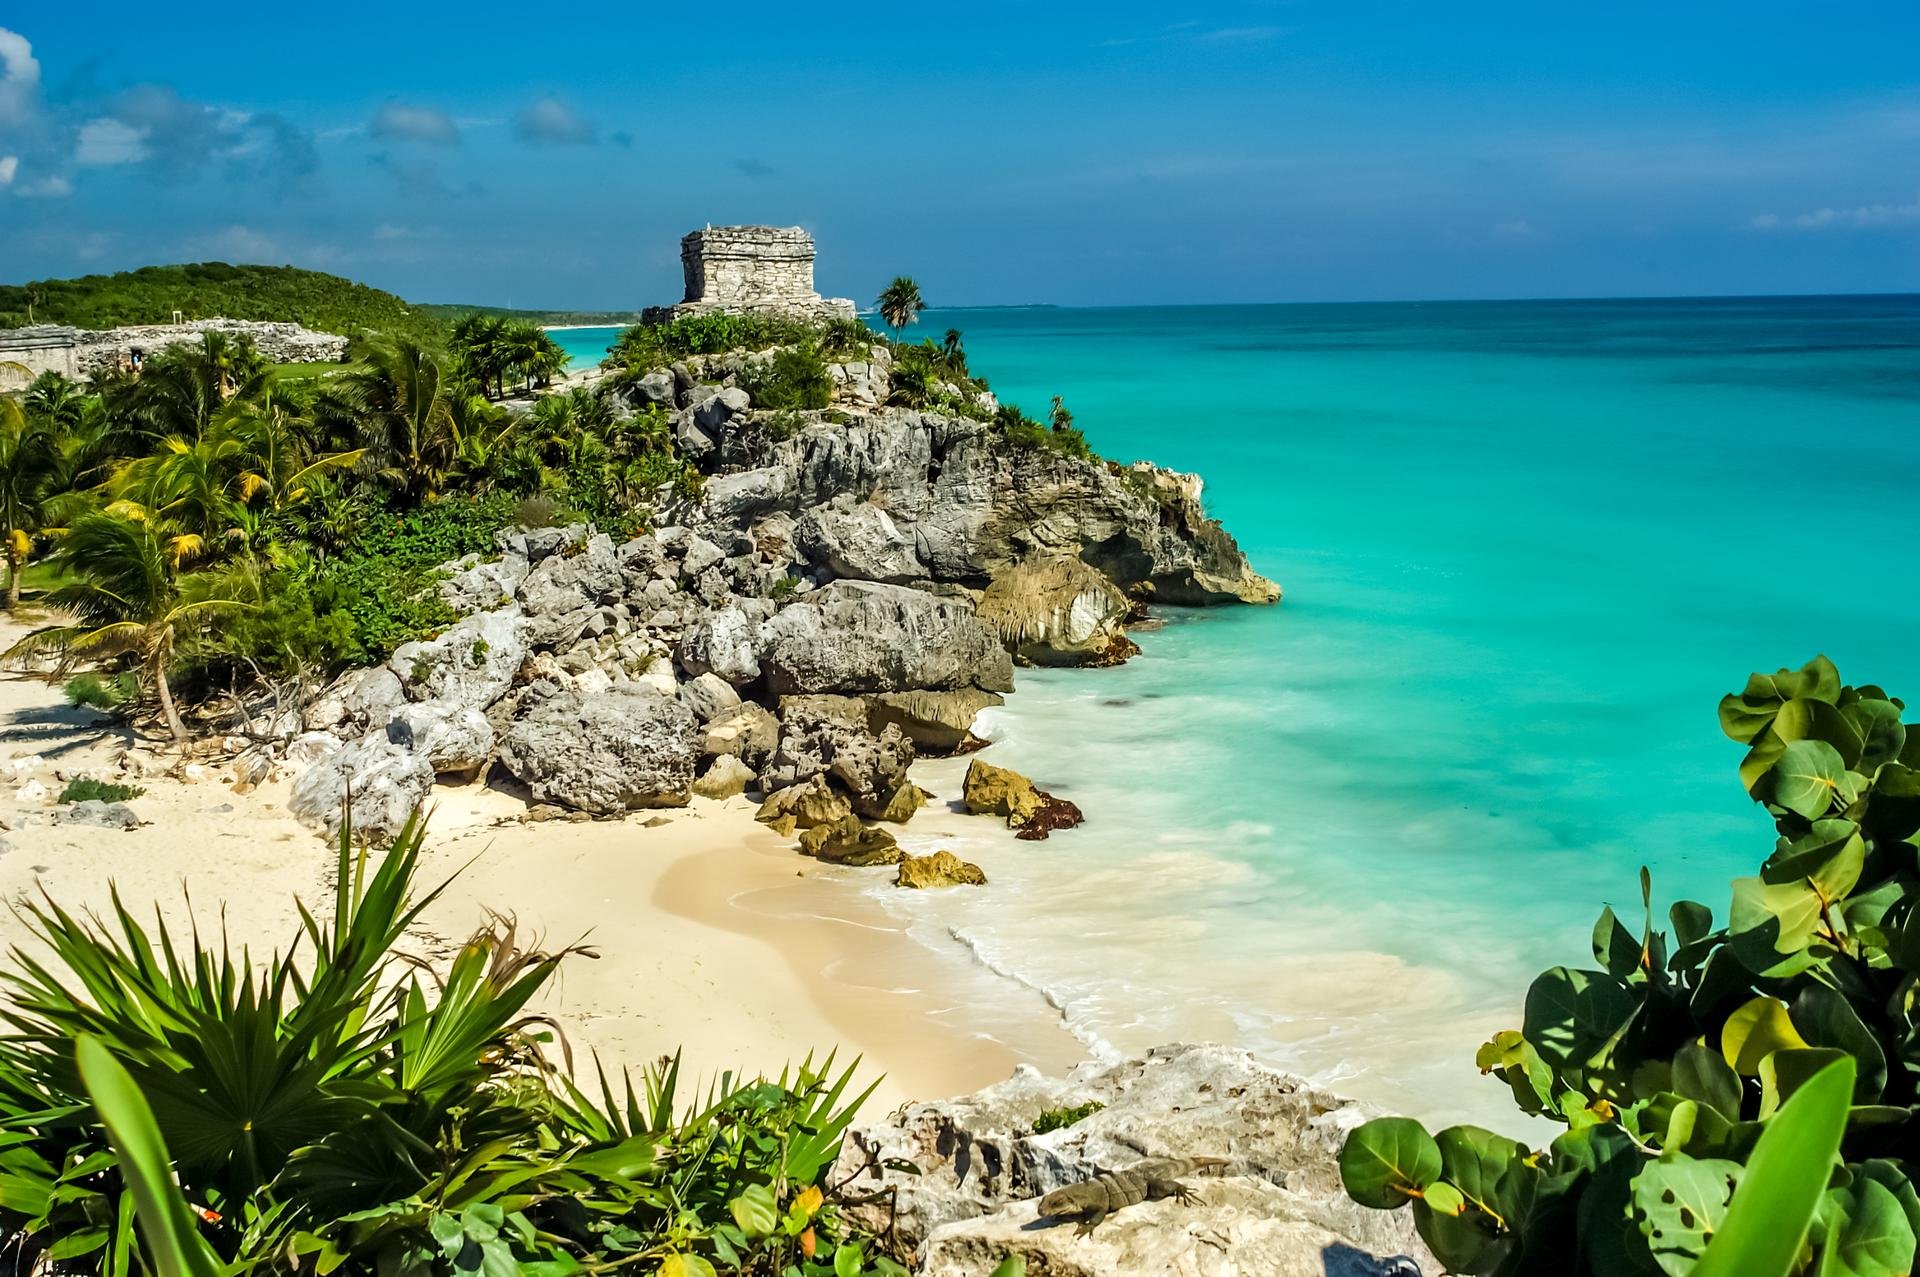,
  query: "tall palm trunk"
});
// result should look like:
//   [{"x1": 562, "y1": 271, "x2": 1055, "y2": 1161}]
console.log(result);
[{"x1": 151, "y1": 634, "x2": 187, "y2": 743}]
